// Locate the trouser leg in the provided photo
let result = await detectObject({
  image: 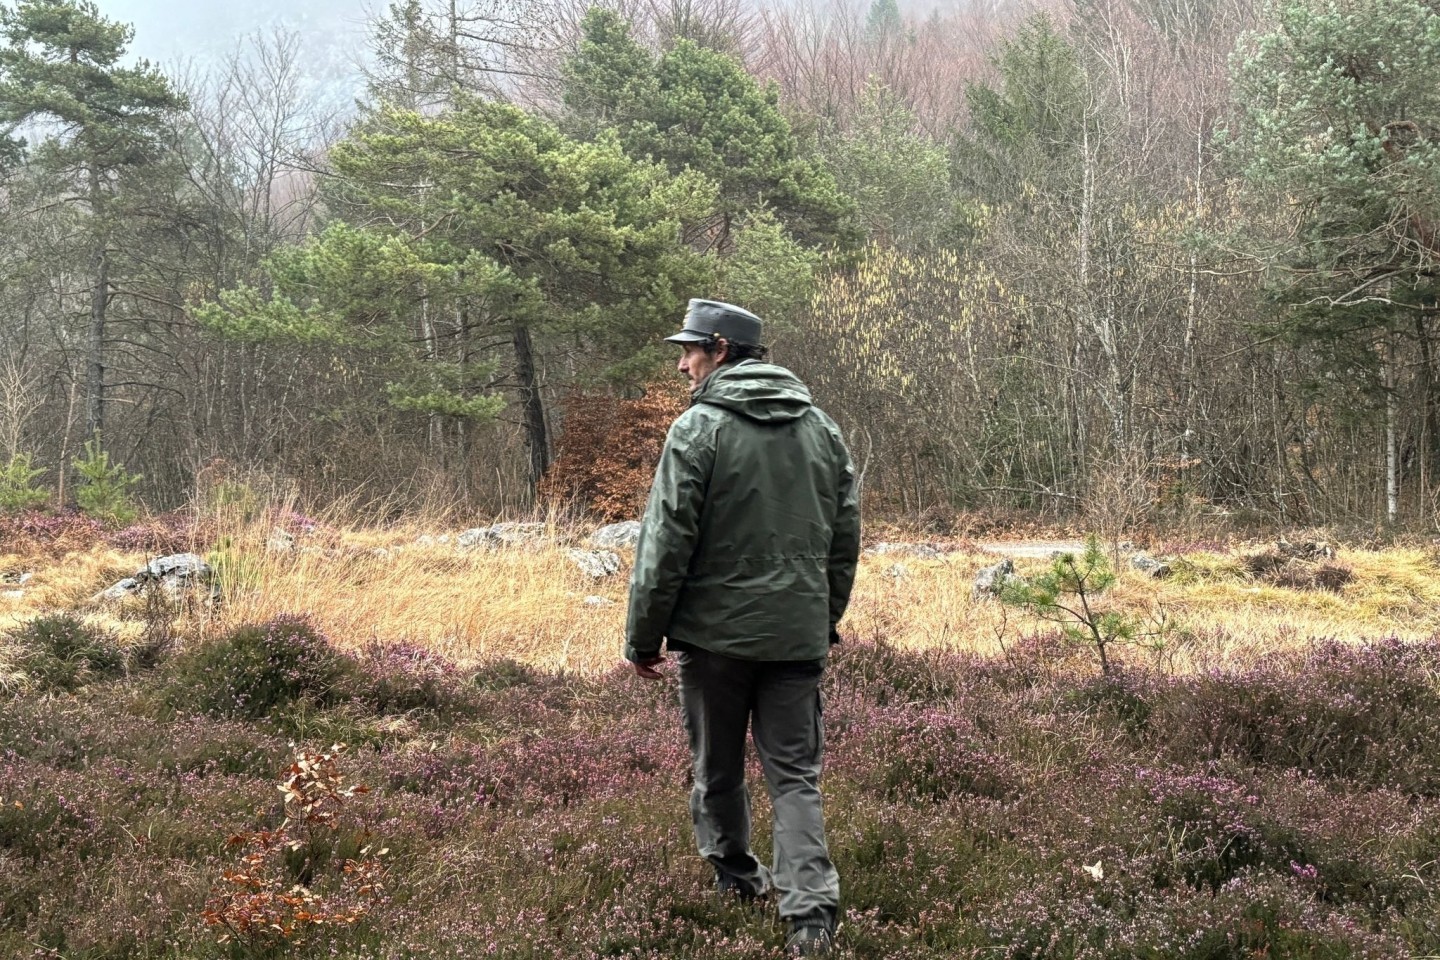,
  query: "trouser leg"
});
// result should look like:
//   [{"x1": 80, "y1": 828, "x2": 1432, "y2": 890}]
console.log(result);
[
  {"x1": 677, "y1": 648, "x2": 771, "y2": 895},
  {"x1": 752, "y1": 659, "x2": 838, "y2": 928}
]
